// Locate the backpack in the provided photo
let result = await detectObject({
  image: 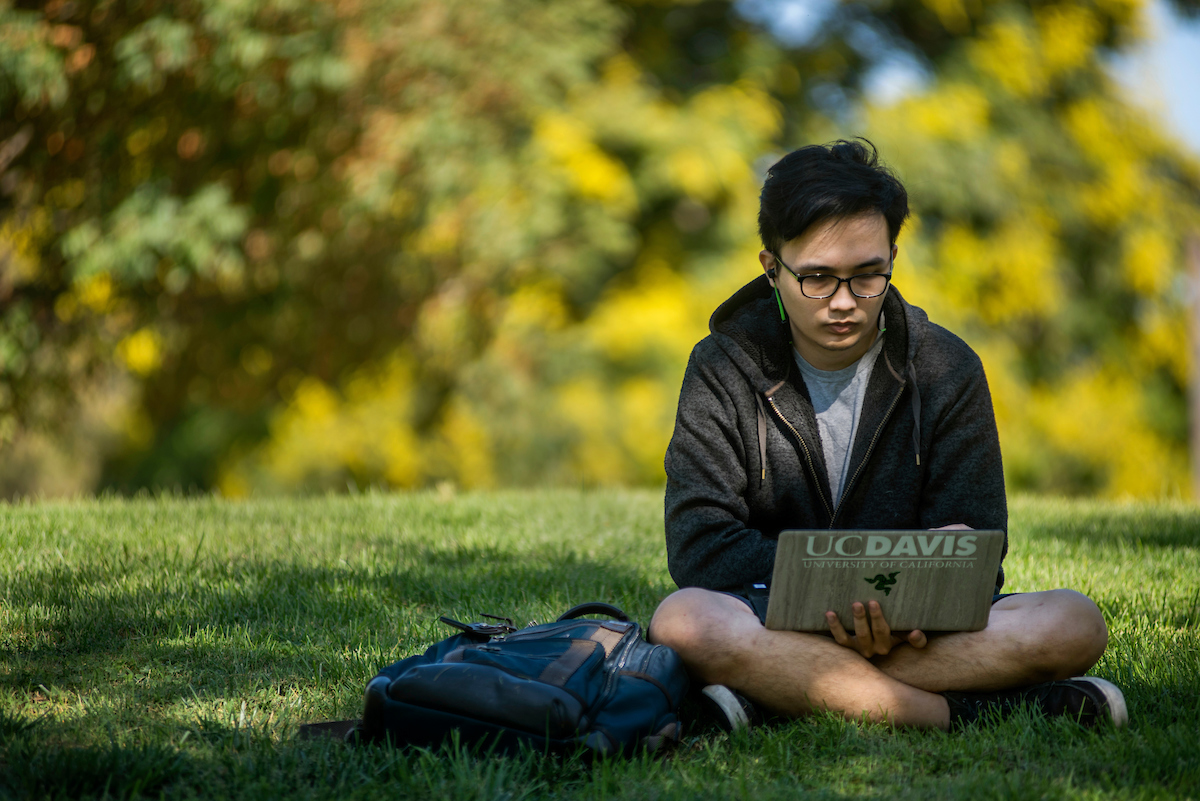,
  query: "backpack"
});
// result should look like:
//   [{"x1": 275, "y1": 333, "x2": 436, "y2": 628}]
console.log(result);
[{"x1": 352, "y1": 602, "x2": 689, "y2": 756}]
